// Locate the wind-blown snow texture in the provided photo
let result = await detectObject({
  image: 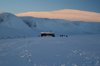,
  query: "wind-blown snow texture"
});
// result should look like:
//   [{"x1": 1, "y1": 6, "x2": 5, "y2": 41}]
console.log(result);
[{"x1": 0, "y1": 34, "x2": 100, "y2": 66}]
